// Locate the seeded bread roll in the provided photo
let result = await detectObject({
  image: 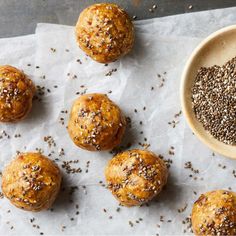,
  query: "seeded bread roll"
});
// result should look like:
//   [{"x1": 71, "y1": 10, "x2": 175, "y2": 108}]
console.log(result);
[
  {"x1": 2, "y1": 152, "x2": 61, "y2": 212},
  {"x1": 75, "y1": 3, "x2": 134, "y2": 63},
  {"x1": 68, "y1": 93, "x2": 126, "y2": 151},
  {"x1": 105, "y1": 149, "x2": 168, "y2": 206},
  {"x1": 191, "y1": 190, "x2": 236, "y2": 235},
  {"x1": 0, "y1": 65, "x2": 35, "y2": 122}
]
